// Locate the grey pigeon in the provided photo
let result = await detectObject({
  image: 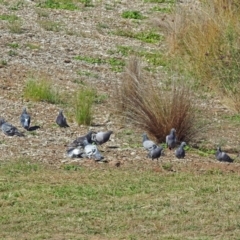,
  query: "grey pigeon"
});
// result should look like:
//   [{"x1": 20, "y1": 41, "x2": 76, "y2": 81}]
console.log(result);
[
  {"x1": 56, "y1": 110, "x2": 69, "y2": 127},
  {"x1": 66, "y1": 146, "x2": 85, "y2": 158},
  {"x1": 166, "y1": 128, "x2": 177, "y2": 150},
  {"x1": 215, "y1": 146, "x2": 233, "y2": 163},
  {"x1": 83, "y1": 139, "x2": 104, "y2": 161},
  {"x1": 148, "y1": 145, "x2": 163, "y2": 160},
  {"x1": 69, "y1": 131, "x2": 95, "y2": 147},
  {"x1": 142, "y1": 133, "x2": 157, "y2": 151},
  {"x1": 0, "y1": 118, "x2": 24, "y2": 137},
  {"x1": 91, "y1": 130, "x2": 113, "y2": 145},
  {"x1": 20, "y1": 107, "x2": 31, "y2": 130},
  {"x1": 175, "y1": 142, "x2": 186, "y2": 159}
]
